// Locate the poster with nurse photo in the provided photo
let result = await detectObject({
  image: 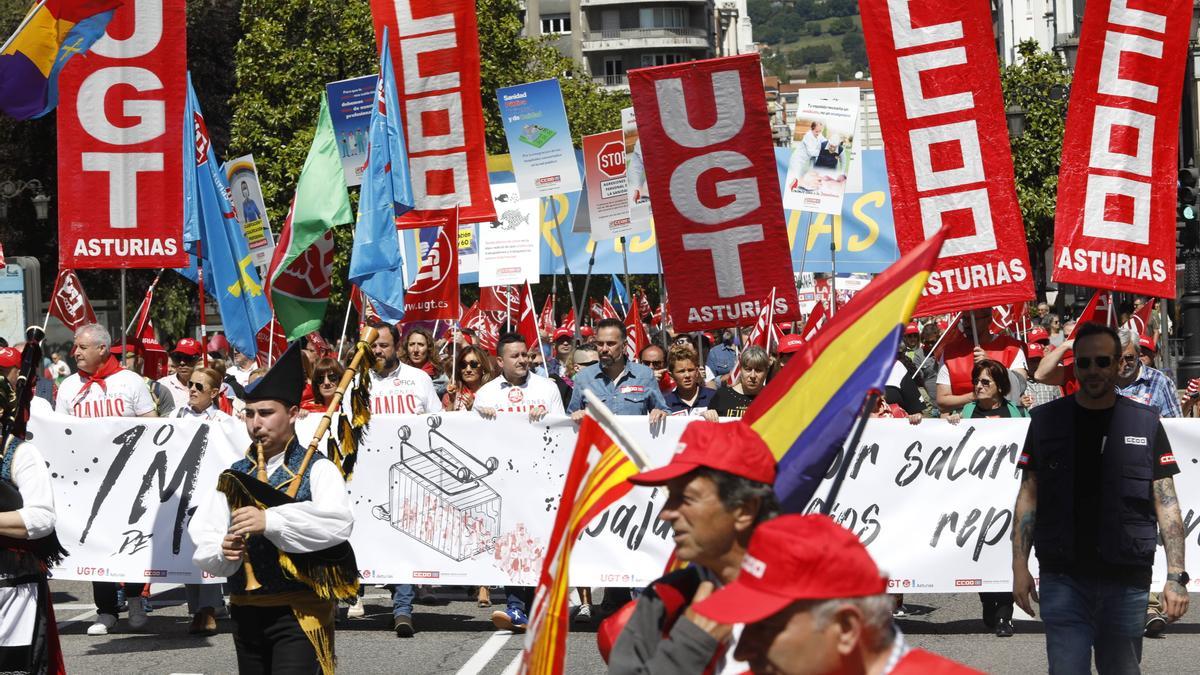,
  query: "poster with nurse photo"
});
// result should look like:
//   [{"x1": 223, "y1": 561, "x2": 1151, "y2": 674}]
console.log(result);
[{"x1": 782, "y1": 88, "x2": 860, "y2": 215}]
